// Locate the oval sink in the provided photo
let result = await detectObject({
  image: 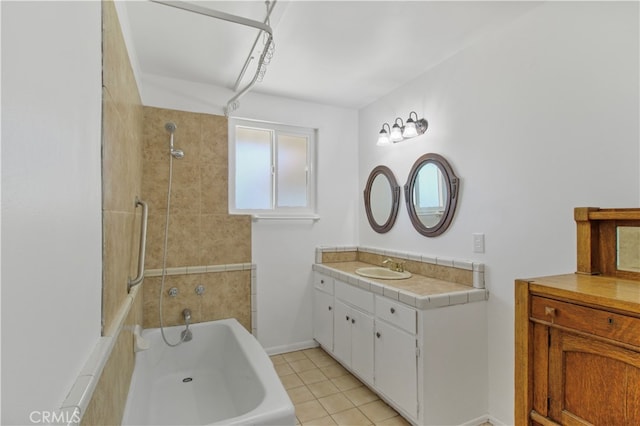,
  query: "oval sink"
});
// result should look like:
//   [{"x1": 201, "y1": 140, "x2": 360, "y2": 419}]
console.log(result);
[{"x1": 355, "y1": 267, "x2": 412, "y2": 280}]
